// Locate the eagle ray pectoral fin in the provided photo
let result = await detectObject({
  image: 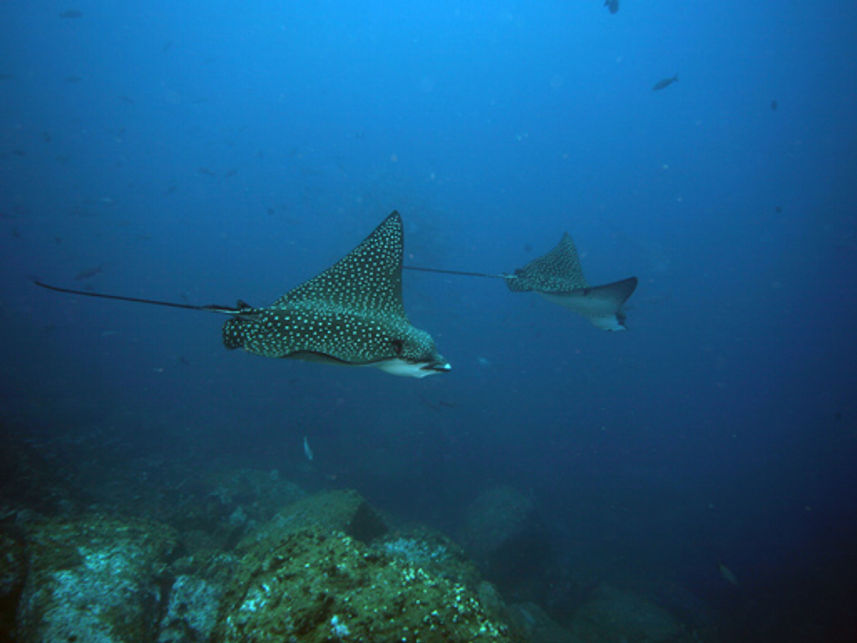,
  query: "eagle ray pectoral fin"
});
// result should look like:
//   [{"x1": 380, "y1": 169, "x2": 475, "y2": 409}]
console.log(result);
[
  {"x1": 540, "y1": 276, "x2": 638, "y2": 331},
  {"x1": 222, "y1": 318, "x2": 246, "y2": 349}
]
